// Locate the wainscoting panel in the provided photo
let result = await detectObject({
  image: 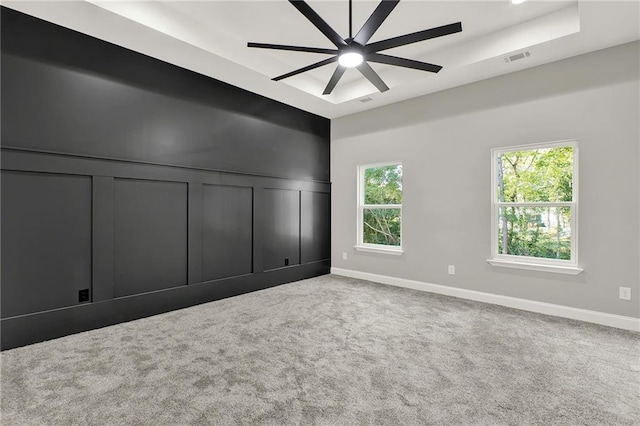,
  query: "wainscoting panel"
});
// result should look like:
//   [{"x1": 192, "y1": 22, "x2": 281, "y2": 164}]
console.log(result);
[
  {"x1": 1, "y1": 170, "x2": 92, "y2": 318},
  {"x1": 263, "y1": 189, "x2": 301, "y2": 271},
  {"x1": 114, "y1": 178, "x2": 189, "y2": 297},
  {"x1": 0, "y1": 149, "x2": 330, "y2": 349},
  {"x1": 202, "y1": 184, "x2": 253, "y2": 281},
  {"x1": 301, "y1": 191, "x2": 331, "y2": 264}
]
